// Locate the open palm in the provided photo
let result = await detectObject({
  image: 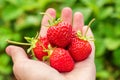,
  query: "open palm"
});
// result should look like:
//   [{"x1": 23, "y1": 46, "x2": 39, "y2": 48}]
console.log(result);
[{"x1": 6, "y1": 7, "x2": 96, "y2": 80}]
